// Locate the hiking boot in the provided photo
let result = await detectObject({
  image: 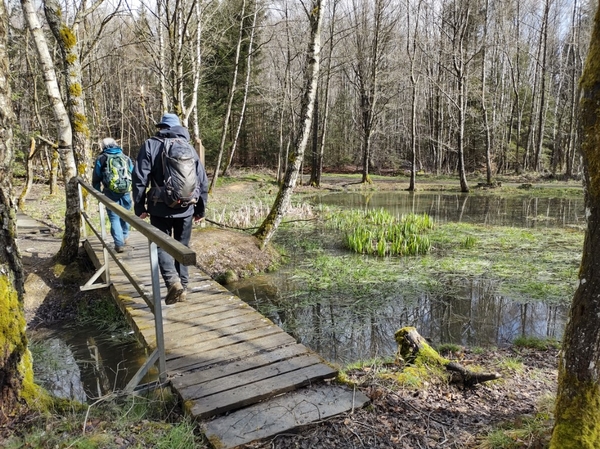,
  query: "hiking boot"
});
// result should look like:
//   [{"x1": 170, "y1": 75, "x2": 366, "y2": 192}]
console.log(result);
[
  {"x1": 179, "y1": 287, "x2": 188, "y2": 302},
  {"x1": 165, "y1": 281, "x2": 184, "y2": 305},
  {"x1": 115, "y1": 245, "x2": 125, "y2": 253}
]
